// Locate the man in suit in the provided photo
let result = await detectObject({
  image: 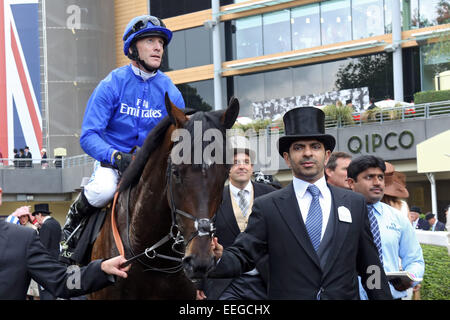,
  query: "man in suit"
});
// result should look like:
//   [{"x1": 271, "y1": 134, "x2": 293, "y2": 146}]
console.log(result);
[
  {"x1": 0, "y1": 187, "x2": 130, "y2": 300},
  {"x1": 23, "y1": 146, "x2": 32, "y2": 168},
  {"x1": 408, "y1": 206, "x2": 429, "y2": 230},
  {"x1": 347, "y1": 155, "x2": 424, "y2": 300},
  {"x1": 325, "y1": 151, "x2": 352, "y2": 189},
  {"x1": 425, "y1": 212, "x2": 446, "y2": 231},
  {"x1": 203, "y1": 136, "x2": 275, "y2": 300},
  {"x1": 32, "y1": 203, "x2": 63, "y2": 299},
  {"x1": 210, "y1": 107, "x2": 392, "y2": 300}
]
